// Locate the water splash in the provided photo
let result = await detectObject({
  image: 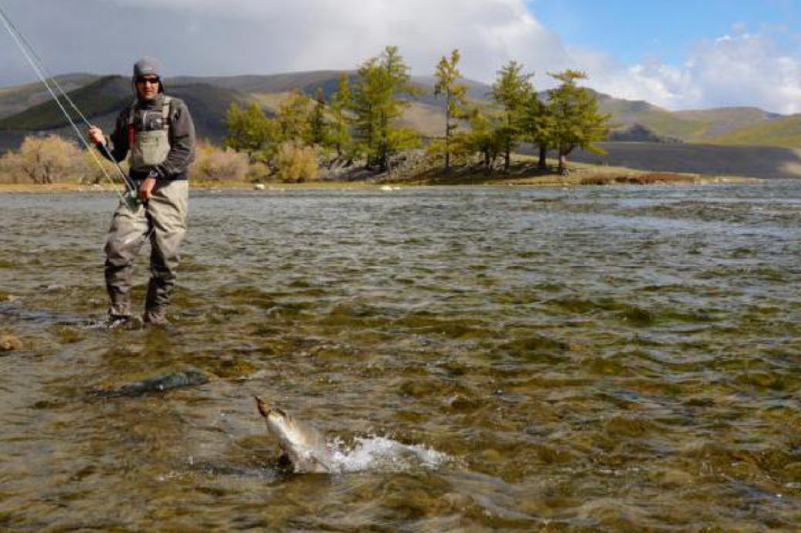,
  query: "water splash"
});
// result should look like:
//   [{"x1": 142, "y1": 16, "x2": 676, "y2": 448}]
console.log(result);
[{"x1": 327, "y1": 436, "x2": 452, "y2": 474}]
